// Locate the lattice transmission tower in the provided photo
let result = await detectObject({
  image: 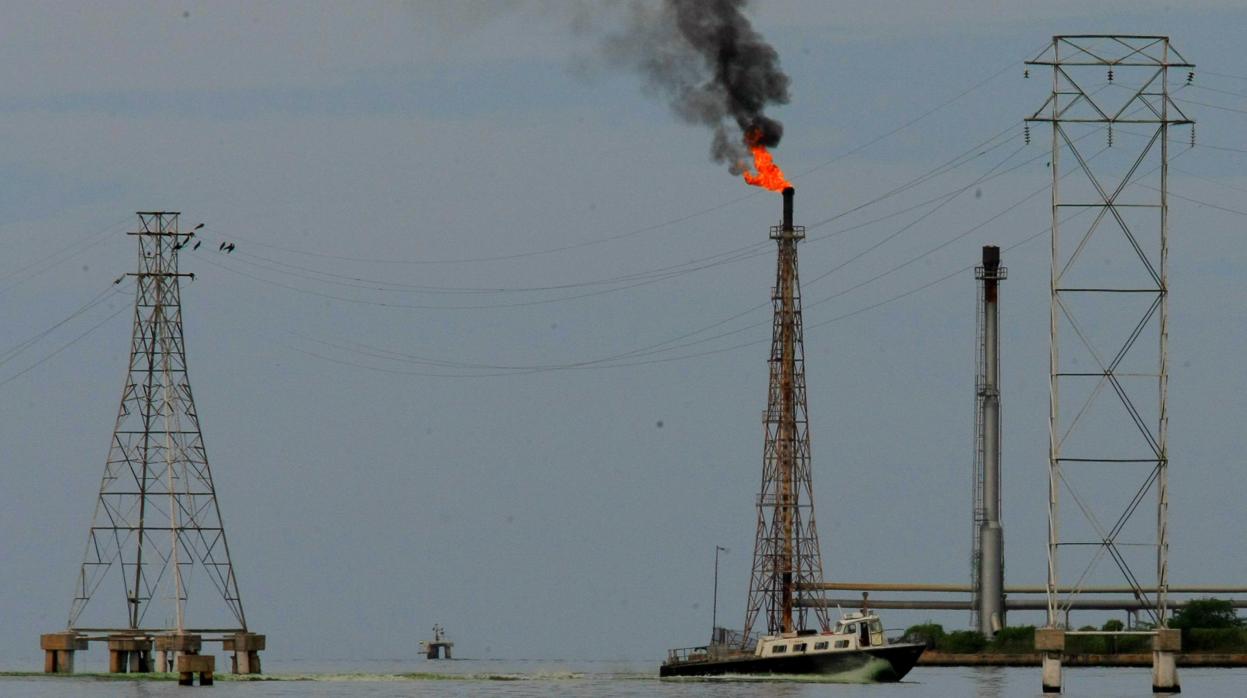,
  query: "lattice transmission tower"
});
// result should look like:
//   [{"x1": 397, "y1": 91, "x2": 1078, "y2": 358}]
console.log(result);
[
  {"x1": 1025, "y1": 36, "x2": 1194, "y2": 633},
  {"x1": 741, "y1": 188, "x2": 831, "y2": 643},
  {"x1": 68, "y1": 212, "x2": 249, "y2": 635}
]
